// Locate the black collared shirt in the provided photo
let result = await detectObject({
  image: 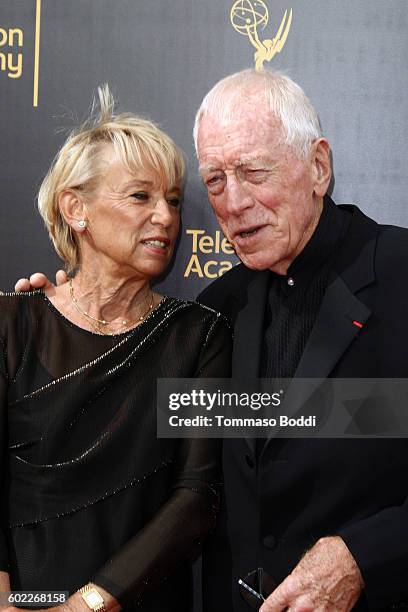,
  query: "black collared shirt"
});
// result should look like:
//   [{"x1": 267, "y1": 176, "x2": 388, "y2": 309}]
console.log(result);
[{"x1": 260, "y1": 197, "x2": 349, "y2": 379}]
